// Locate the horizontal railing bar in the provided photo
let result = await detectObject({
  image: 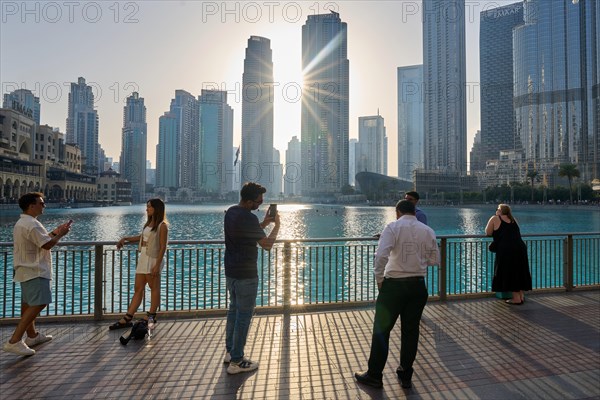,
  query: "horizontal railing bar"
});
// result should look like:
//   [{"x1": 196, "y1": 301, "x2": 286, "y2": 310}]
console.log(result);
[{"x1": 1, "y1": 232, "x2": 599, "y2": 248}]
